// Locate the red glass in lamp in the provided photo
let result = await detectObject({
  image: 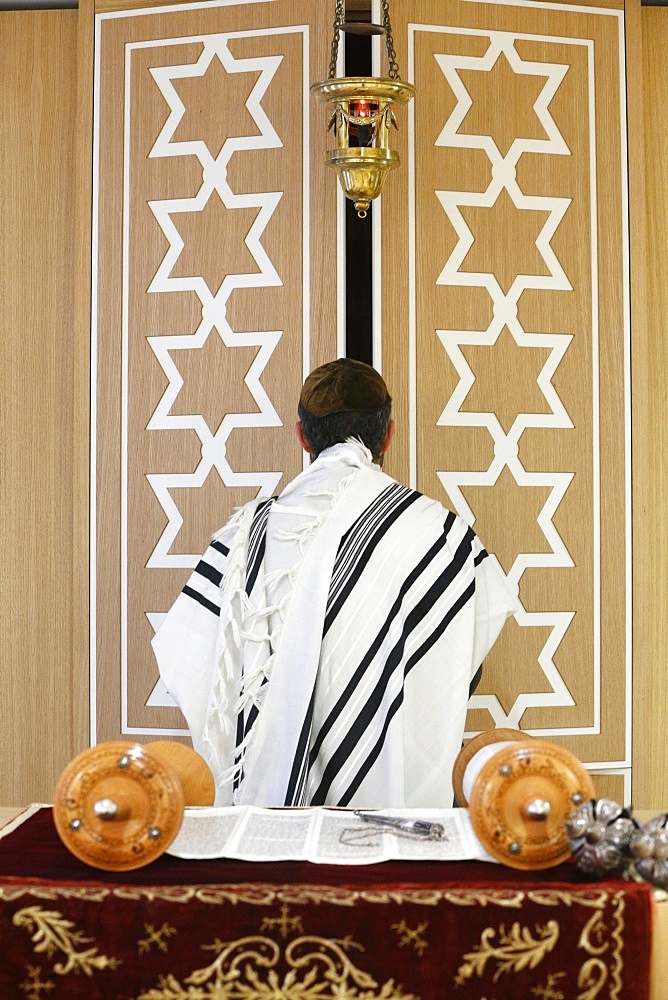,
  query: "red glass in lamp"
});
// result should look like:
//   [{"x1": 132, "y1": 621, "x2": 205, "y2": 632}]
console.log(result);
[{"x1": 348, "y1": 98, "x2": 379, "y2": 148}]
